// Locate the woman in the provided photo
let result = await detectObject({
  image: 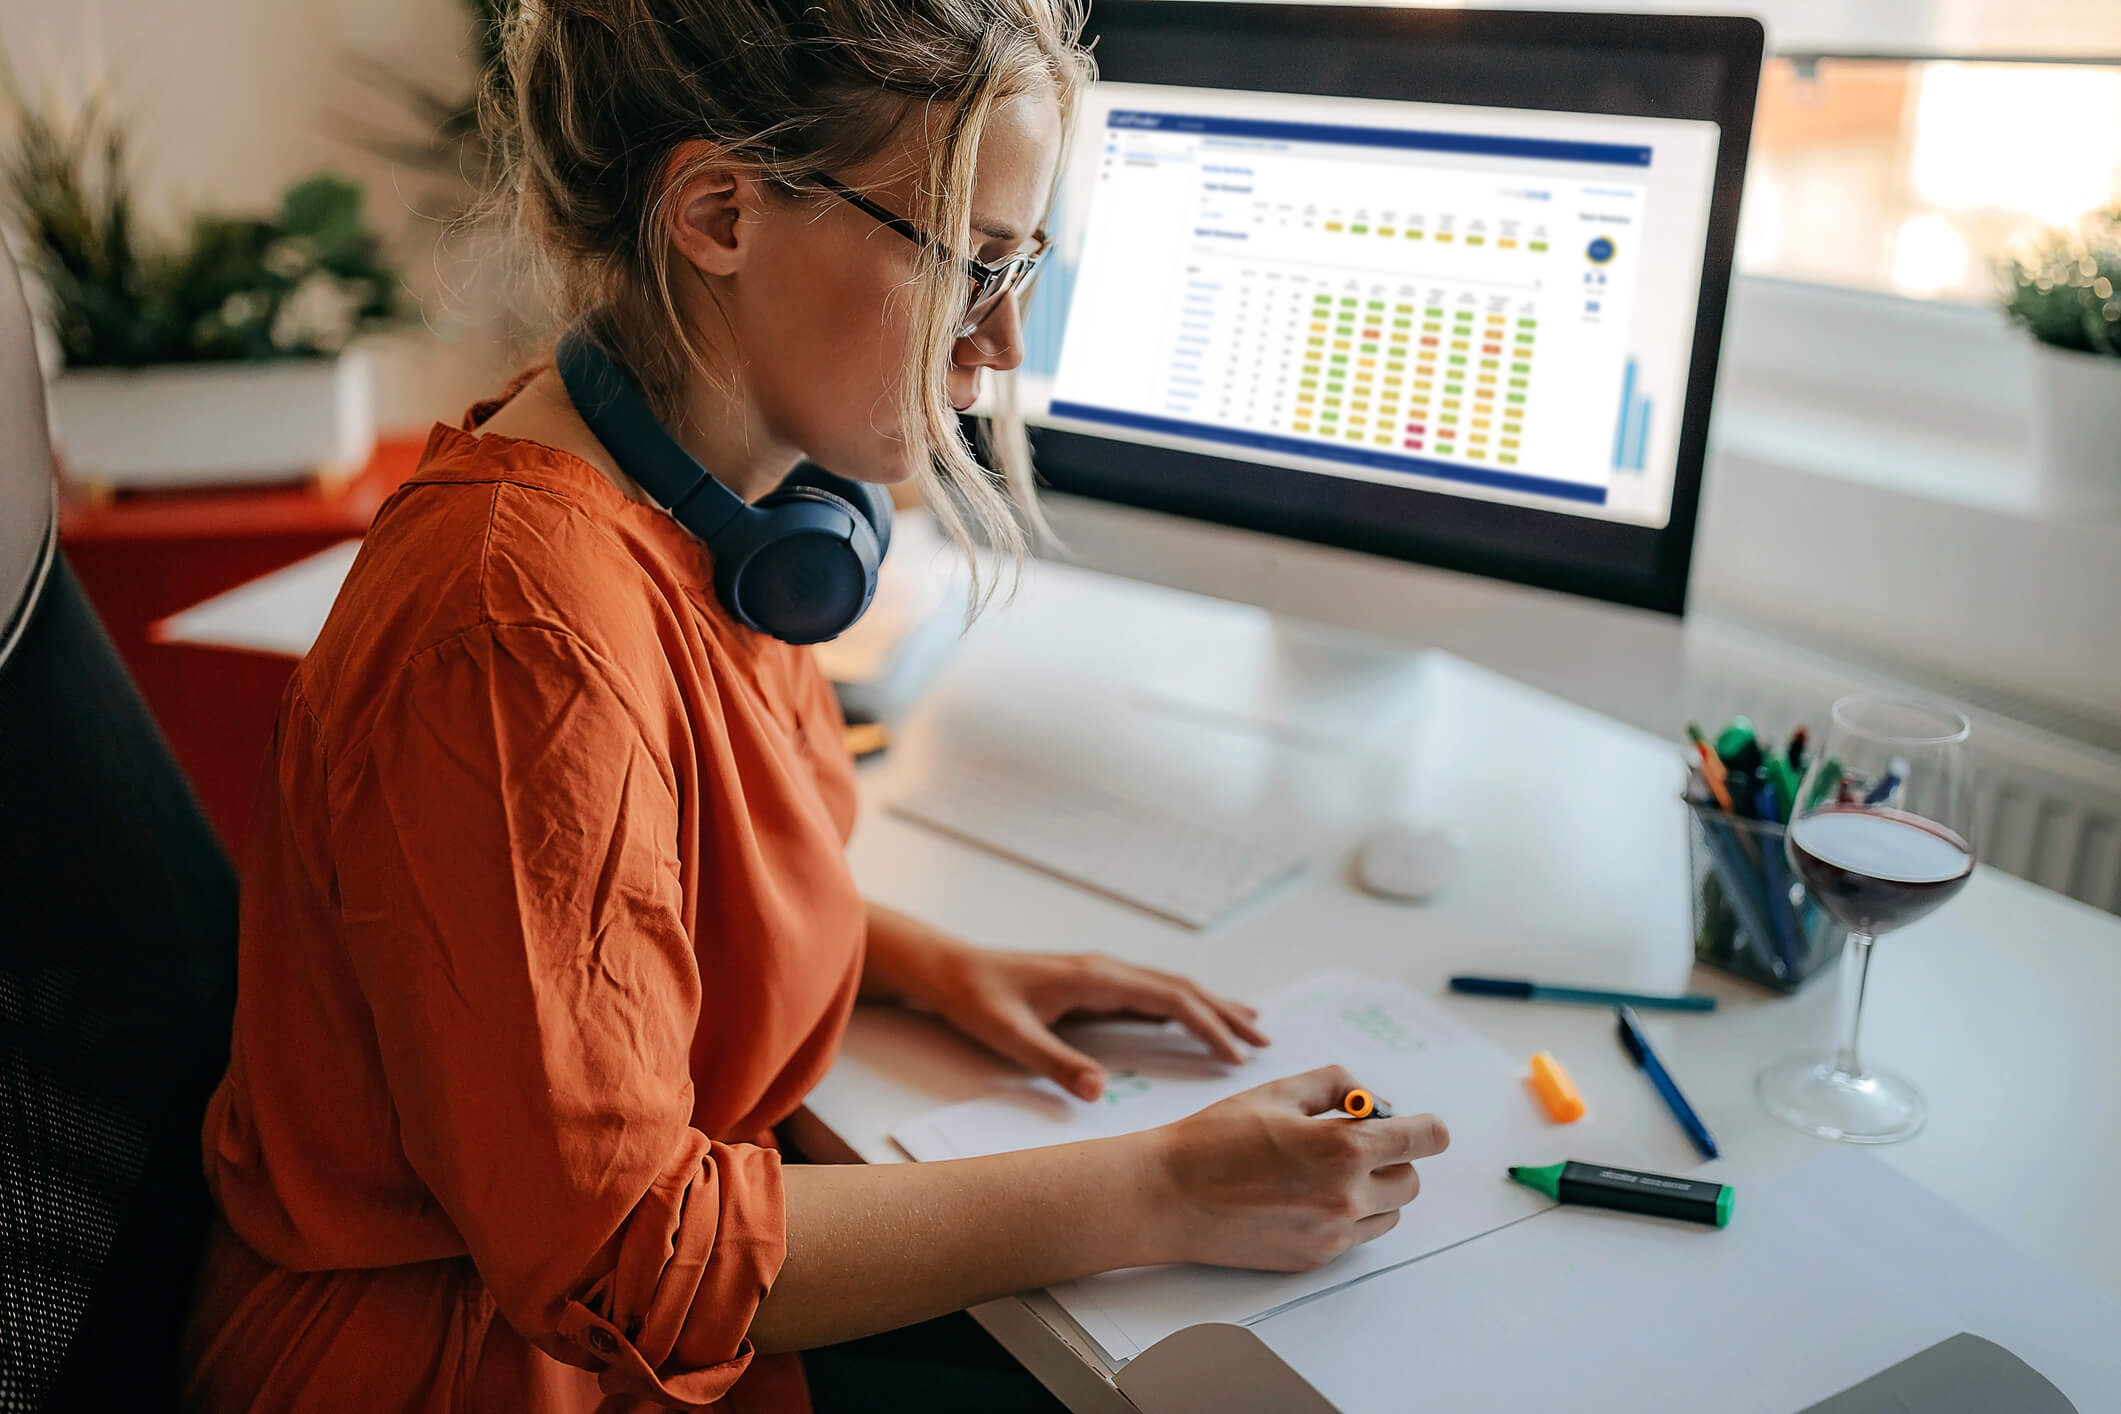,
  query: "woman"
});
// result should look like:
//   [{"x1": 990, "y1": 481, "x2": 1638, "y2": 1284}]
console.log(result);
[{"x1": 183, "y1": 0, "x2": 1449, "y2": 1409}]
